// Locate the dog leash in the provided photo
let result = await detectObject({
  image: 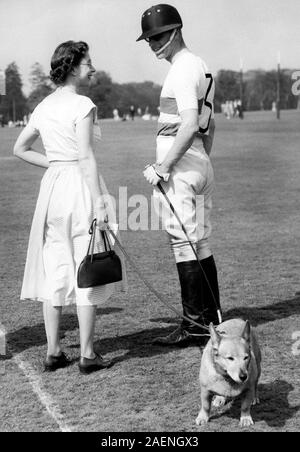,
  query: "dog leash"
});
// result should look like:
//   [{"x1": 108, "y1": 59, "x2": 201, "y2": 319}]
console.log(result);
[
  {"x1": 107, "y1": 225, "x2": 209, "y2": 333},
  {"x1": 157, "y1": 182, "x2": 222, "y2": 325}
]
